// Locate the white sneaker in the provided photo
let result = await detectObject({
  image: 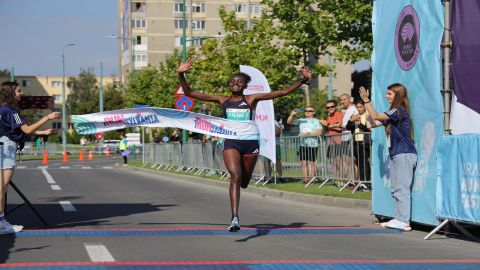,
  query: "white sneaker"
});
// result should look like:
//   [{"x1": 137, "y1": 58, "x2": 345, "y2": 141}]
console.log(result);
[
  {"x1": 227, "y1": 216, "x2": 240, "y2": 232},
  {"x1": 0, "y1": 218, "x2": 23, "y2": 234},
  {"x1": 380, "y1": 219, "x2": 411, "y2": 231}
]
